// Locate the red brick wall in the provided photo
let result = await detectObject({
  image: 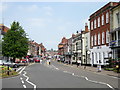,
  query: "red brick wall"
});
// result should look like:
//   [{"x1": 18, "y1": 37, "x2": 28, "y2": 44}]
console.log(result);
[{"x1": 89, "y1": 2, "x2": 119, "y2": 49}]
